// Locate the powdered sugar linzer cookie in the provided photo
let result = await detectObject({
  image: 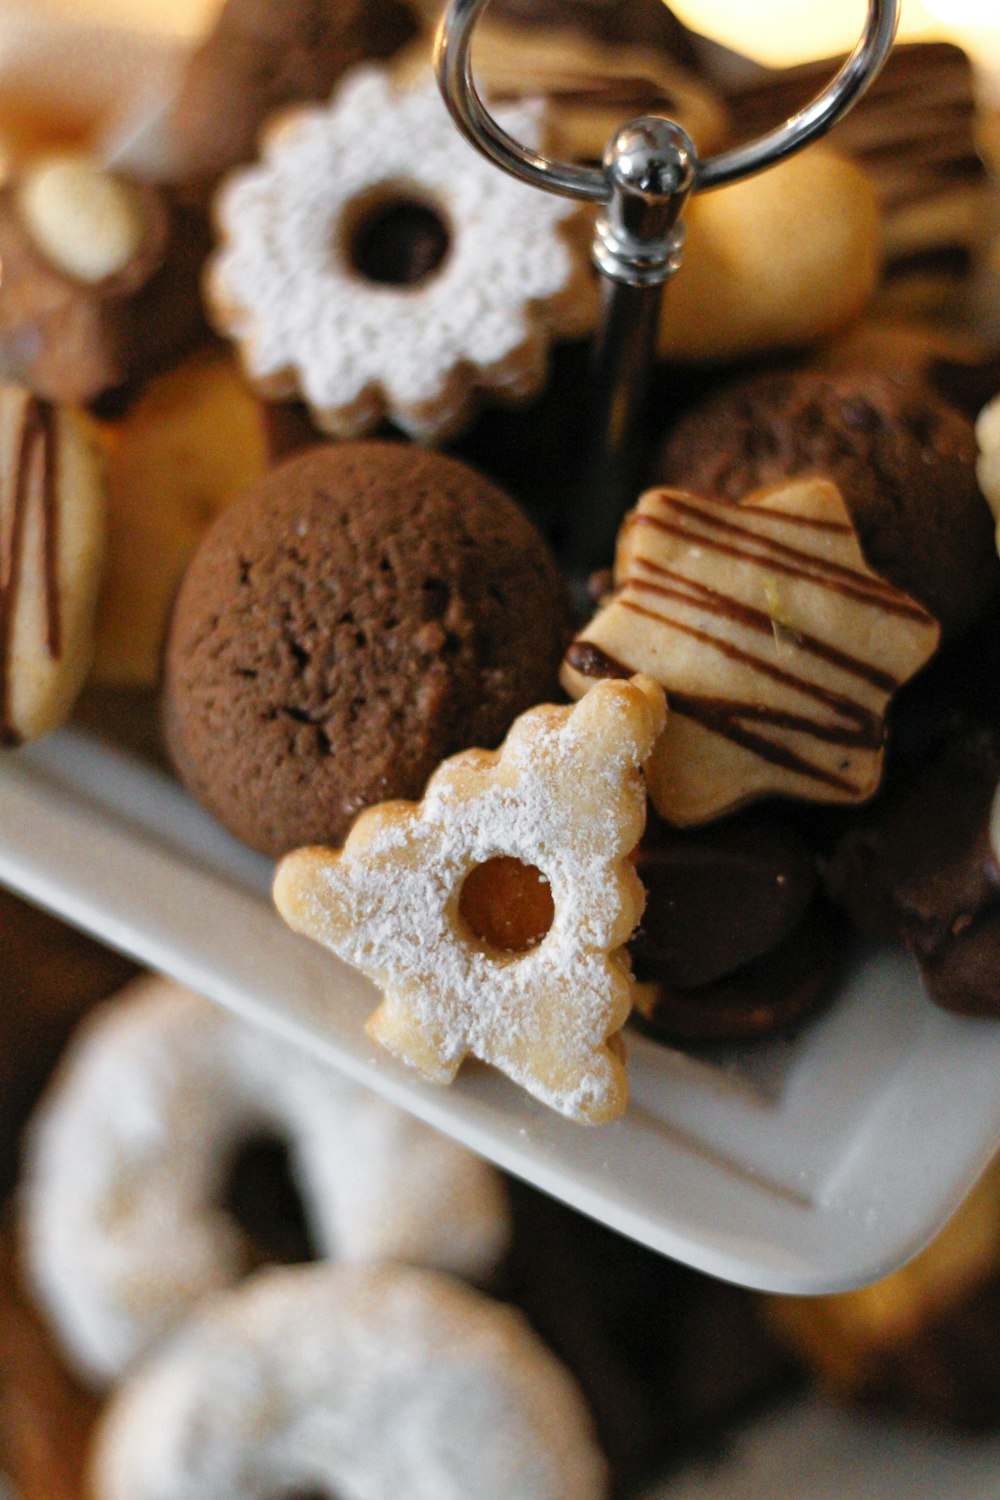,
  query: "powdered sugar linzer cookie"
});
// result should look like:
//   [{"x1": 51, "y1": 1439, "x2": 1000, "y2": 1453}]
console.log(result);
[
  {"x1": 275, "y1": 676, "x2": 666, "y2": 1124},
  {"x1": 90, "y1": 1264, "x2": 609, "y2": 1500},
  {"x1": 22, "y1": 975, "x2": 510, "y2": 1386},
  {"x1": 207, "y1": 66, "x2": 597, "y2": 441}
]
